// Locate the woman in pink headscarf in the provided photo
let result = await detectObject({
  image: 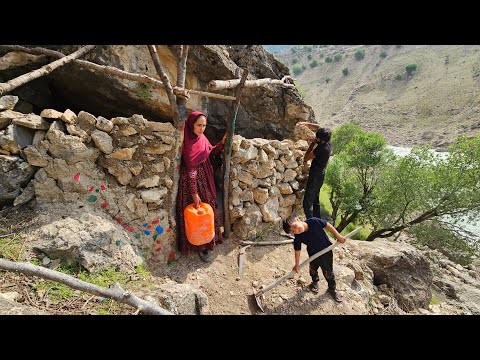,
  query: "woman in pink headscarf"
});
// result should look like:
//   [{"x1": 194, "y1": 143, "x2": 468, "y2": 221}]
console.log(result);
[{"x1": 176, "y1": 111, "x2": 226, "y2": 262}]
